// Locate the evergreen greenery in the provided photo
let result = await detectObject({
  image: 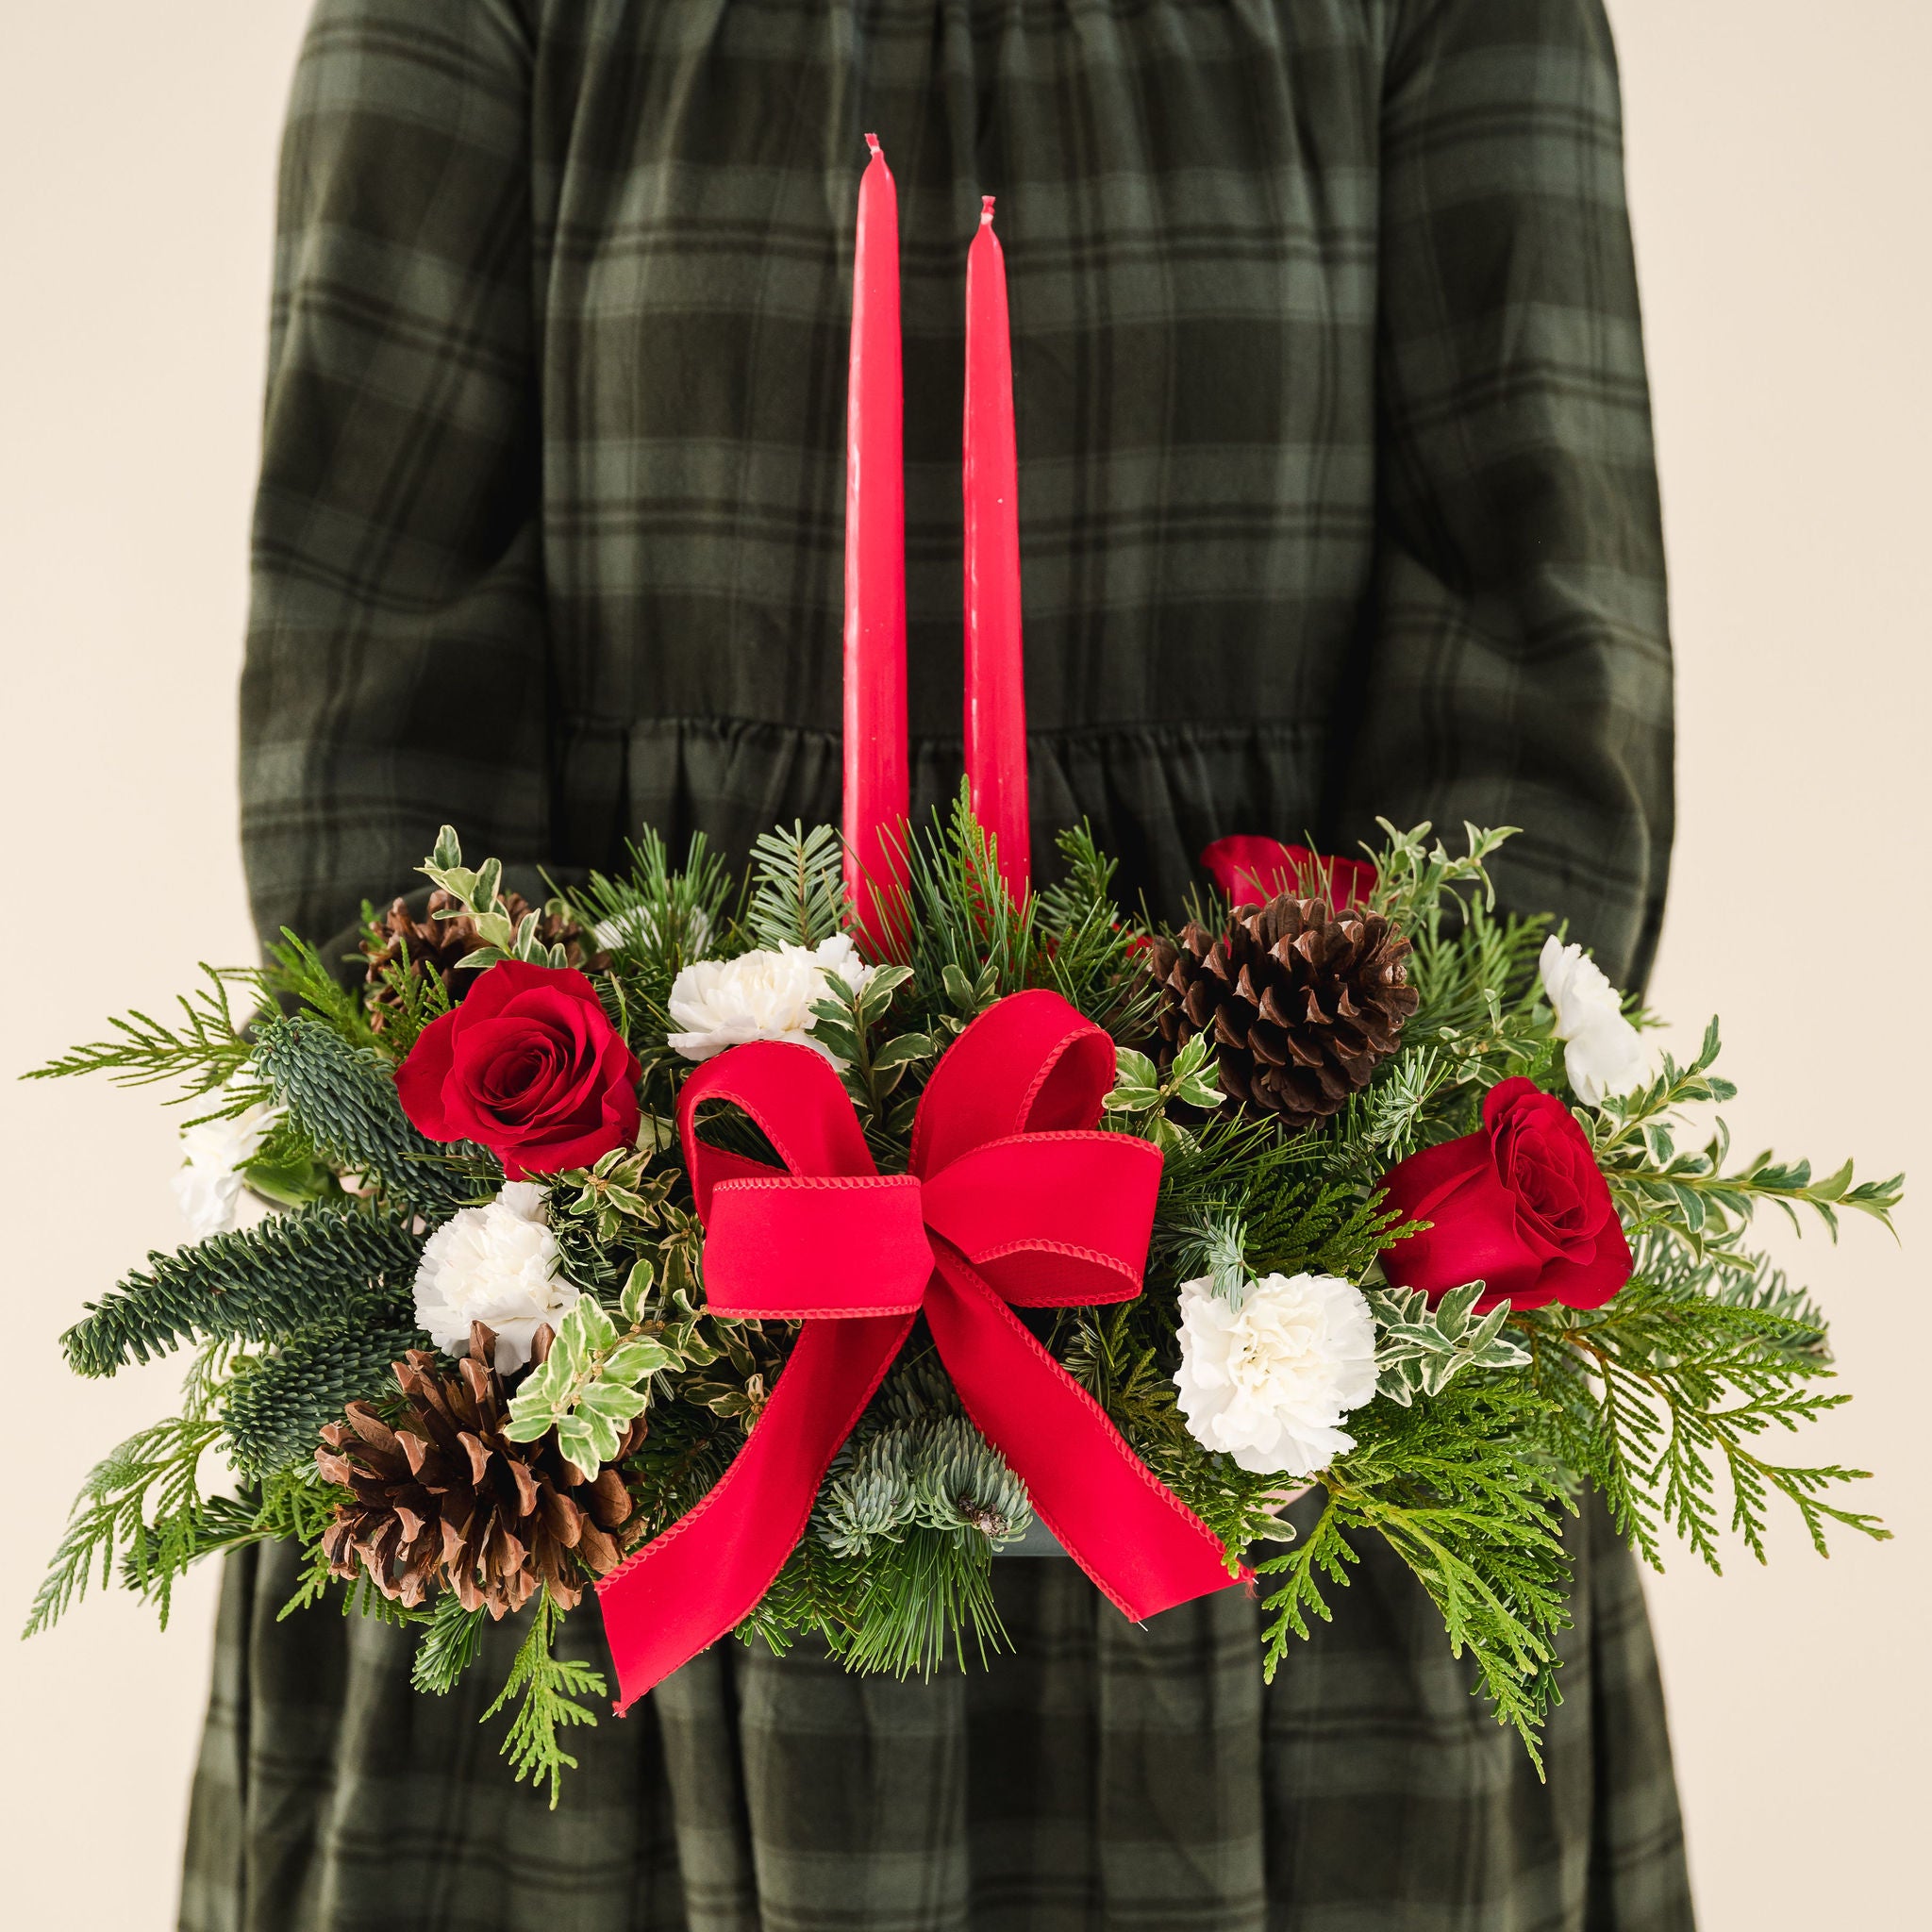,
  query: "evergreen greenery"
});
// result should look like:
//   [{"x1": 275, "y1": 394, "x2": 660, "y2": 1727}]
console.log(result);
[
  {"x1": 23, "y1": 965, "x2": 257, "y2": 1100},
  {"x1": 251, "y1": 1013, "x2": 488, "y2": 1217},
  {"x1": 412, "y1": 1591, "x2": 489, "y2": 1697},
  {"x1": 220, "y1": 1315, "x2": 424, "y2": 1476},
  {"x1": 62, "y1": 1206, "x2": 422, "y2": 1375},
  {"x1": 481, "y1": 1587, "x2": 608, "y2": 1809},
  {"x1": 29, "y1": 805, "x2": 1904, "y2": 1795},
  {"x1": 26, "y1": 1410, "x2": 226, "y2": 1636}
]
